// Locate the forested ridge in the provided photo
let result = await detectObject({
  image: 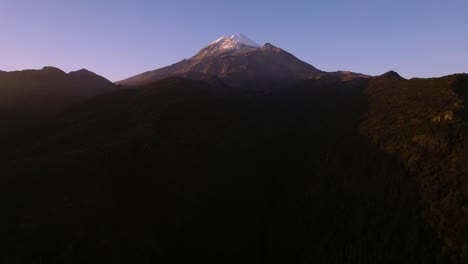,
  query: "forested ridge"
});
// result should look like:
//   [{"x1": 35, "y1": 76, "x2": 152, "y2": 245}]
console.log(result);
[
  {"x1": 1, "y1": 74, "x2": 466, "y2": 263},
  {"x1": 362, "y1": 73, "x2": 468, "y2": 263}
]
